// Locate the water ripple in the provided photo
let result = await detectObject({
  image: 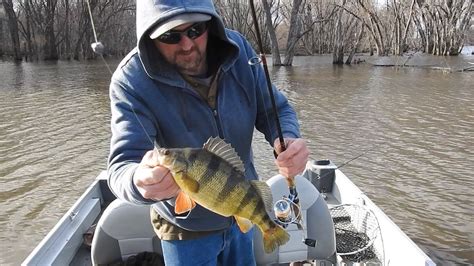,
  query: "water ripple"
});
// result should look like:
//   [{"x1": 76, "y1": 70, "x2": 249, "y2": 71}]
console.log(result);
[{"x1": 1, "y1": 58, "x2": 473, "y2": 265}]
